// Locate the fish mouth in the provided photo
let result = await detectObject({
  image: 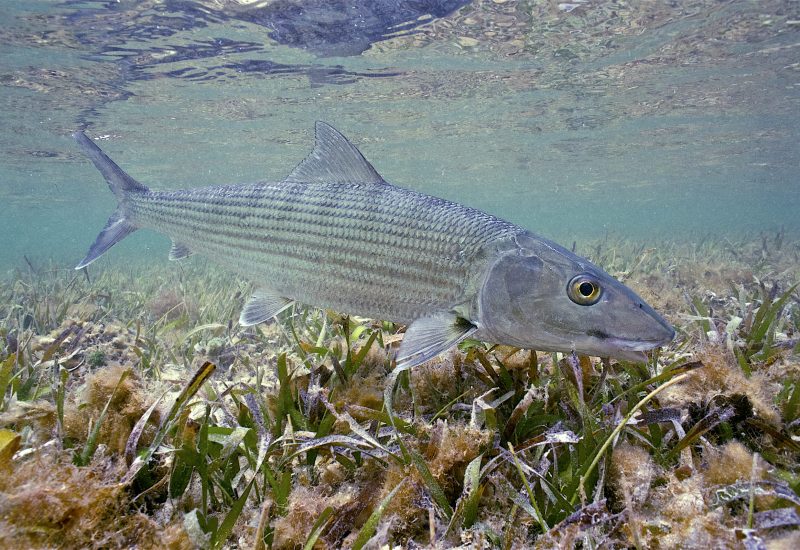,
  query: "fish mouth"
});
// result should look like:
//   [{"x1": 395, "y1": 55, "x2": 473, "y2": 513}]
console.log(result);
[
  {"x1": 586, "y1": 334, "x2": 674, "y2": 363},
  {"x1": 581, "y1": 317, "x2": 676, "y2": 362}
]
